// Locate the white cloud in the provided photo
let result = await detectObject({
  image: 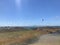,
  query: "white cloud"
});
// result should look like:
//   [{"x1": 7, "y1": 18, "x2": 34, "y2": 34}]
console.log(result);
[
  {"x1": 51, "y1": 16, "x2": 60, "y2": 20},
  {"x1": 55, "y1": 16, "x2": 60, "y2": 19}
]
